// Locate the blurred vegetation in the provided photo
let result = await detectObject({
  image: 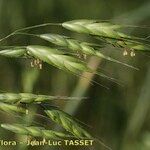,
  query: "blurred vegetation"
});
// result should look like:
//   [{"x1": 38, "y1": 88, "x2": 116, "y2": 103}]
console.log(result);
[{"x1": 0, "y1": 0, "x2": 150, "y2": 150}]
